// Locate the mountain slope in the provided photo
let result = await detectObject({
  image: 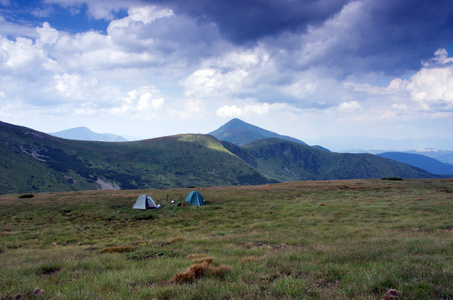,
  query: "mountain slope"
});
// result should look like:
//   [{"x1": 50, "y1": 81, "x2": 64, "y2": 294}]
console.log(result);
[
  {"x1": 378, "y1": 152, "x2": 453, "y2": 175},
  {"x1": 210, "y1": 118, "x2": 307, "y2": 146},
  {"x1": 50, "y1": 127, "x2": 127, "y2": 142},
  {"x1": 0, "y1": 121, "x2": 441, "y2": 194},
  {"x1": 224, "y1": 139, "x2": 439, "y2": 182},
  {"x1": 0, "y1": 121, "x2": 271, "y2": 194}
]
